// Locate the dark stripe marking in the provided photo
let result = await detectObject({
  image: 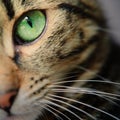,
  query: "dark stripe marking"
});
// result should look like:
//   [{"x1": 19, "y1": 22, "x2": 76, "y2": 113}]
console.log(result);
[
  {"x1": 62, "y1": 41, "x2": 102, "y2": 88},
  {"x1": 57, "y1": 35, "x2": 99, "y2": 59},
  {"x1": 77, "y1": 0, "x2": 95, "y2": 11},
  {"x1": 58, "y1": 3, "x2": 104, "y2": 25},
  {"x1": 2, "y1": 0, "x2": 15, "y2": 20},
  {"x1": 22, "y1": 0, "x2": 26, "y2": 5}
]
